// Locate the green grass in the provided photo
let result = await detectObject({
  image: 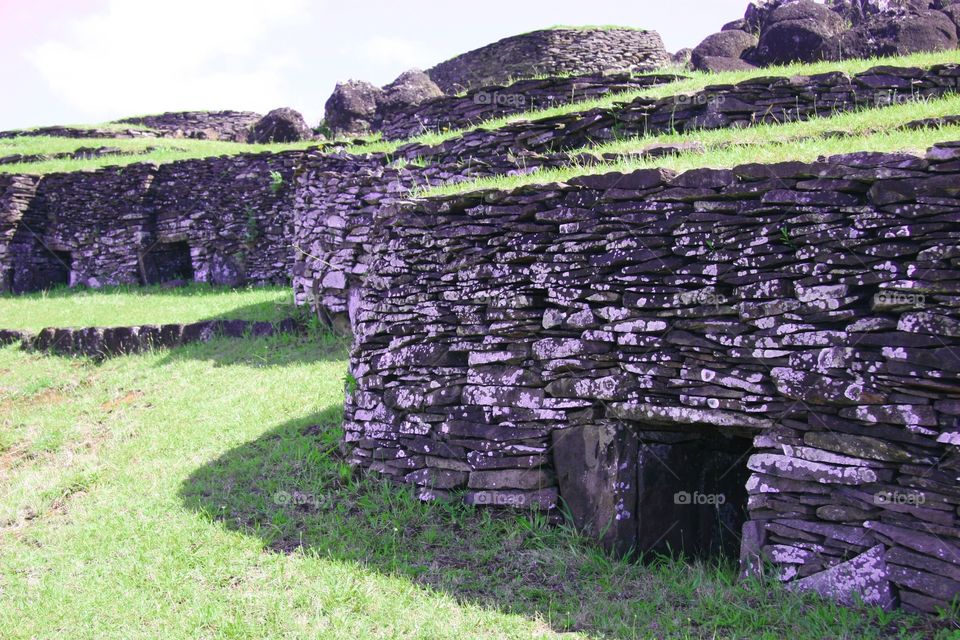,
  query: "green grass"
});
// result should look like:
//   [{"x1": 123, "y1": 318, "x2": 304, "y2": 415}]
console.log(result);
[
  {"x1": 0, "y1": 284, "x2": 295, "y2": 331},
  {"x1": 0, "y1": 137, "x2": 328, "y2": 175},
  {"x1": 420, "y1": 106, "x2": 960, "y2": 197},
  {"x1": 0, "y1": 321, "x2": 955, "y2": 638},
  {"x1": 0, "y1": 289, "x2": 957, "y2": 639}
]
